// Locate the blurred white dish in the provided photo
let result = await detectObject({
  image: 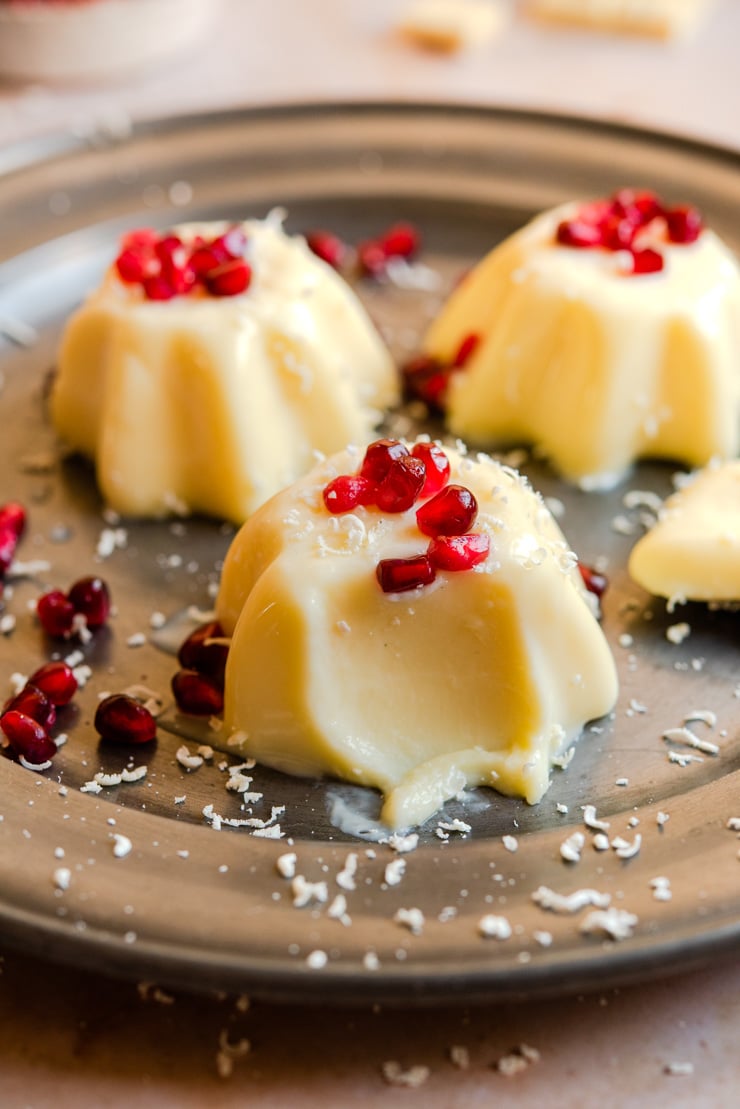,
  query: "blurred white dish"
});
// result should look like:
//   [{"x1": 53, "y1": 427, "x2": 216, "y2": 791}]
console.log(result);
[{"x1": 0, "y1": 0, "x2": 218, "y2": 83}]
